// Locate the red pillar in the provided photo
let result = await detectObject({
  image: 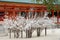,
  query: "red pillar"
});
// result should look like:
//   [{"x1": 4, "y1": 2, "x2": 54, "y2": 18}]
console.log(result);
[
  {"x1": 51, "y1": 10, "x2": 54, "y2": 17},
  {"x1": 25, "y1": 10, "x2": 28, "y2": 19},
  {"x1": 13, "y1": 11, "x2": 16, "y2": 19},
  {"x1": 8, "y1": 12, "x2": 12, "y2": 19},
  {"x1": 59, "y1": 11, "x2": 60, "y2": 23},
  {"x1": 57, "y1": 11, "x2": 59, "y2": 23}
]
